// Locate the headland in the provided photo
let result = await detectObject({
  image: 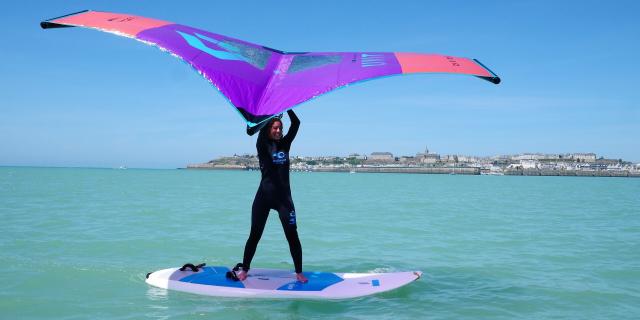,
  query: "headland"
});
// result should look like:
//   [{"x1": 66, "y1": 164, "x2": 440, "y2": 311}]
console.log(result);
[{"x1": 187, "y1": 150, "x2": 640, "y2": 177}]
